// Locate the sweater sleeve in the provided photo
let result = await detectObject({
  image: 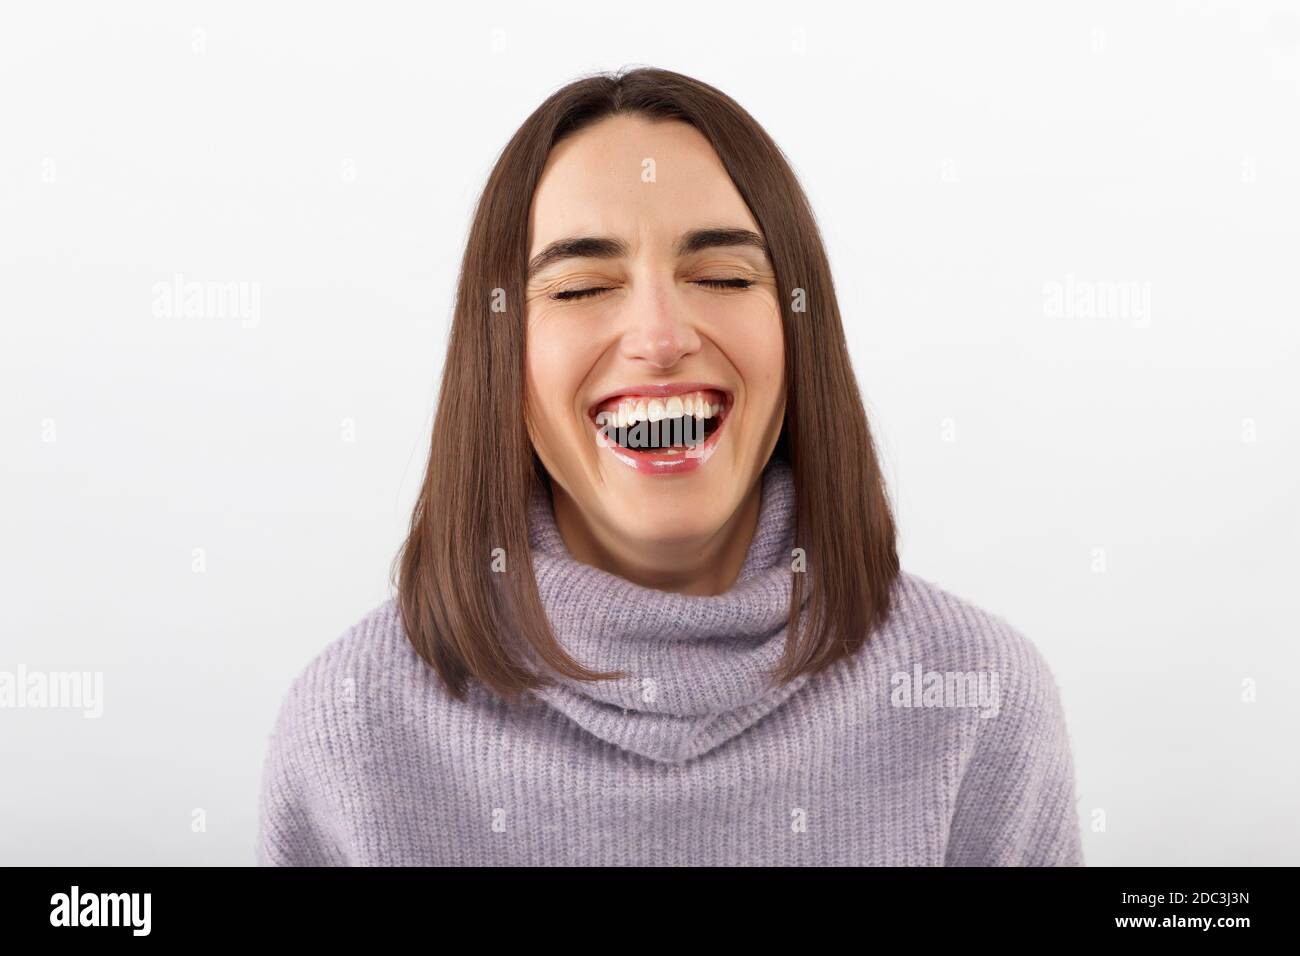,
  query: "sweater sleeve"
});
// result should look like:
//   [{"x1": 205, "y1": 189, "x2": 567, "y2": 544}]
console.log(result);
[
  {"x1": 254, "y1": 672, "x2": 351, "y2": 866},
  {"x1": 943, "y1": 636, "x2": 1084, "y2": 866}
]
